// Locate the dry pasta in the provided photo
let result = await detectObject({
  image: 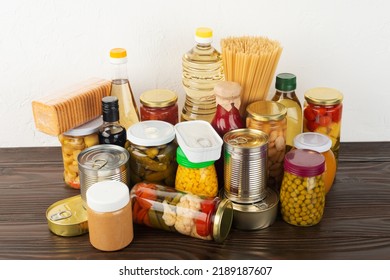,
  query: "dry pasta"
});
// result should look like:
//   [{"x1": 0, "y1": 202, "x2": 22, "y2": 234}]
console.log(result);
[{"x1": 221, "y1": 36, "x2": 283, "y2": 116}]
